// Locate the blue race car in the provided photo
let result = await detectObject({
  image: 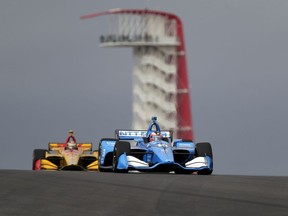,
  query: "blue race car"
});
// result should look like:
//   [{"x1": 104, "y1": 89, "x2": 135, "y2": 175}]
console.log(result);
[{"x1": 98, "y1": 117, "x2": 213, "y2": 174}]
